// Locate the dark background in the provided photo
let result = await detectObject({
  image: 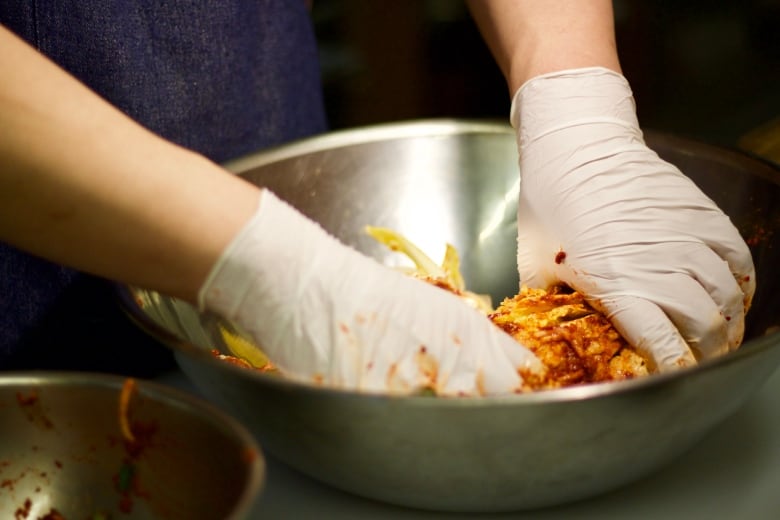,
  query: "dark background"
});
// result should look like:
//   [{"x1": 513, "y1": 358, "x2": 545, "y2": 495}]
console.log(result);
[{"x1": 312, "y1": 0, "x2": 780, "y2": 151}]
